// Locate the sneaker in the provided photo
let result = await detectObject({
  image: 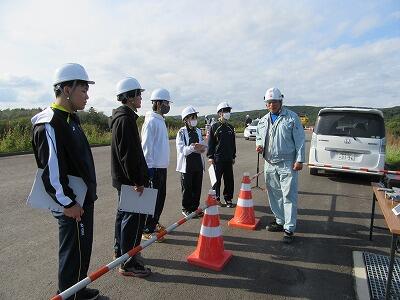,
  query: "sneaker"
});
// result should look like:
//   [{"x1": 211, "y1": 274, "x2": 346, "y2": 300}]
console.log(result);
[
  {"x1": 76, "y1": 288, "x2": 100, "y2": 300},
  {"x1": 225, "y1": 200, "x2": 236, "y2": 208},
  {"x1": 142, "y1": 232, "x2": 165, "y2": 243},
  {"x1": 181, "y1": 209, "x2": 191, "y2": 218},
  {"x1": 283, "y1": 230, "x2": 295, "y2": 244},
  {"x1": 119, "y1": 261, "x2": 151, "y2": 278},
  {"x1": 266, "y1": 221, "x2": 284, "y2": 232},
  {"x1": 142, "y1": 232, "x2": 152, "y2": 241},
  {"x1": 112, "y1": 251, "x2": 120, "y2": 260},
  {"x1": 155, "y1": 223, "x2": 166, "y2": 233}
]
